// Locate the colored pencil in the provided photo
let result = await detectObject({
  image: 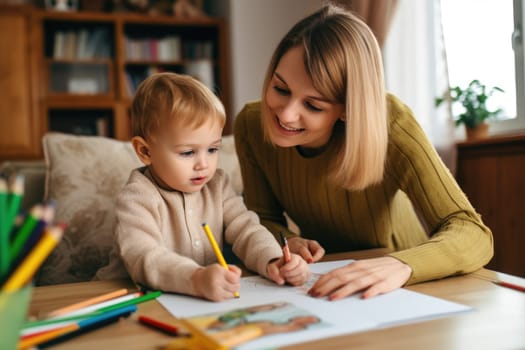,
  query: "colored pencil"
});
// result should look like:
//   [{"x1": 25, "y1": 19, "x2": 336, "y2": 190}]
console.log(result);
[
  {"x1": 493, "y1": 280, "x2": 525, "y2": 293},
  {"x1": 0, "y1": 176, "x2": 8, "y2": 279},
  {"x1": 2, "y1": 224, "x2": 64, "y2": 292},
  {"x1": 18, "y1": 305, "x2": 137, "y2": 350},
  {"x1": 8, "y1": 204, "x2": 44, "y2": 263},
  {"x1": 46, "y1": 288, "x2": 129, "y2": 318},
  {"x1": 24, "y1": 291, "x2": 161, "y2": 328},
  {"x1": 201, "y1": 222, "x2": 239, "y2": 298},
  {"x1": 279, "y1": 232, "x2": 291, "y2": 263},
  {"x1": 4, "y1": 174, "x2": 24, "y2": 236},
  {"x1": 24, "y1": 293, "x2": 141, "y2": 333},
  {"x1": 138, "y1": 315, "x2": 179, "y2": 335}
]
